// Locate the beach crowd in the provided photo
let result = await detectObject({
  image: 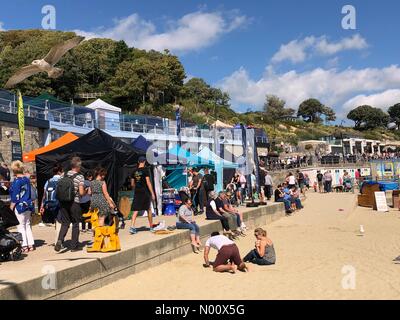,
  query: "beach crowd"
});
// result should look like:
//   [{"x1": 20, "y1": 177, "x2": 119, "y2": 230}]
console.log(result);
[{"x1": 1, "y1": 155, "x2": 322, "y2": 273}]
